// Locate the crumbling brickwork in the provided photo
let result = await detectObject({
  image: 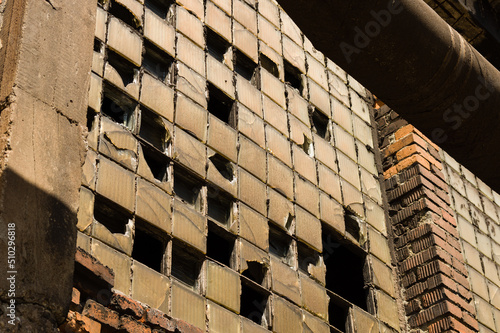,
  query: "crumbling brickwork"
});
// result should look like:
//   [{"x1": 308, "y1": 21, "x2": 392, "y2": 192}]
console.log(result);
[
  {"x1": 60, "y1": 248, "x2": 203, "y2": 333},
  {"x1": 72, "y1": 0, "x2": 401, "y2": 332},
  {"x1": 376, "y1": 98, "x2": 500, "y2": 333},
  {"x1": 376, "y1": 105, "x2": 479, "y2": 332}
]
